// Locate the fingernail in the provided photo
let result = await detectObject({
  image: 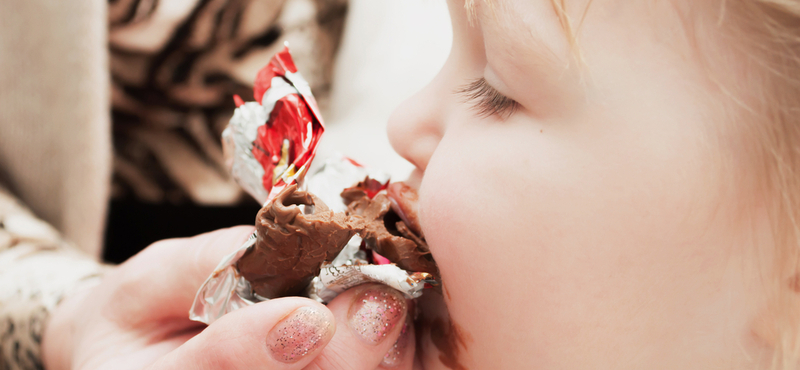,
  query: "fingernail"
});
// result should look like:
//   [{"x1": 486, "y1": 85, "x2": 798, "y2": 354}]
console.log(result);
[
  {"x1": 381, "y1": 321, "x2": 410, "y2": 367},
  {"x1": 348, "y1": 286, "x2": 407, "y2": 345},
  {"x1": 267, "y1": 306, "x2": 334, "y2": 363}
]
